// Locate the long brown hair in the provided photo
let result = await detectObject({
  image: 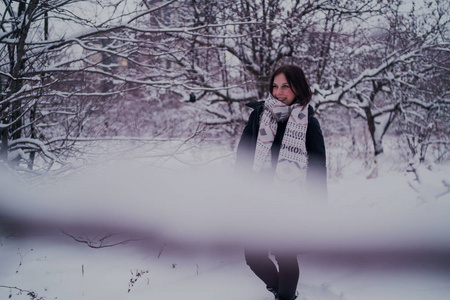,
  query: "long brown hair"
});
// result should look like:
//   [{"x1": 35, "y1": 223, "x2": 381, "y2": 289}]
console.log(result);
[{"x1": 269, "y1": 65, "x2": 312, "y2": 106}]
